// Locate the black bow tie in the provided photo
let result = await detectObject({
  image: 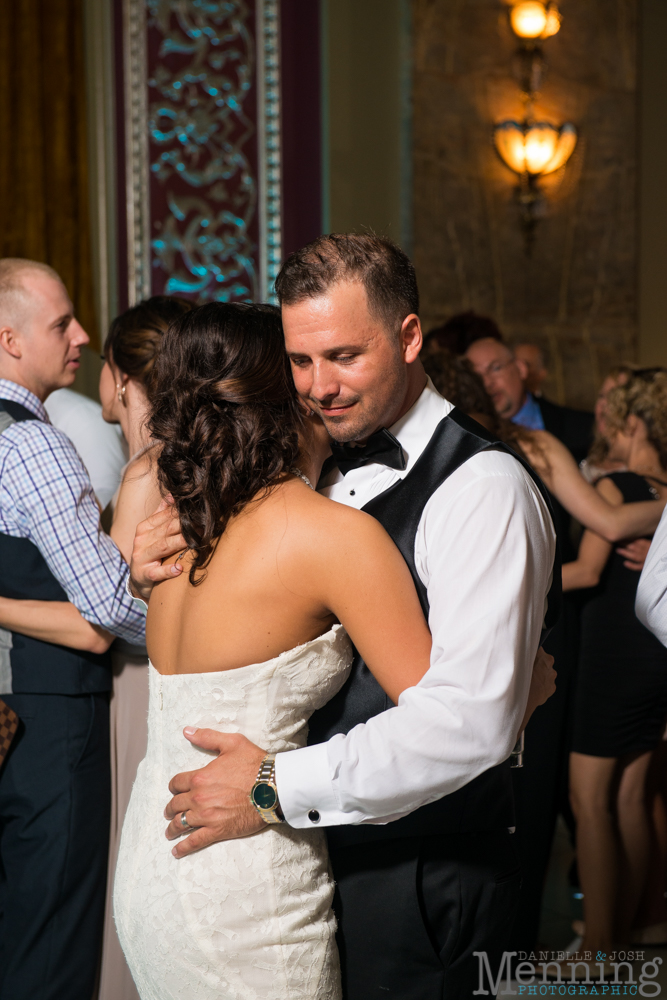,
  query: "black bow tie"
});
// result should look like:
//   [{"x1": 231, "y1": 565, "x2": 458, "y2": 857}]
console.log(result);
[{"x1": 329, "y1": 427, "x2": 407, "y2": 476}]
